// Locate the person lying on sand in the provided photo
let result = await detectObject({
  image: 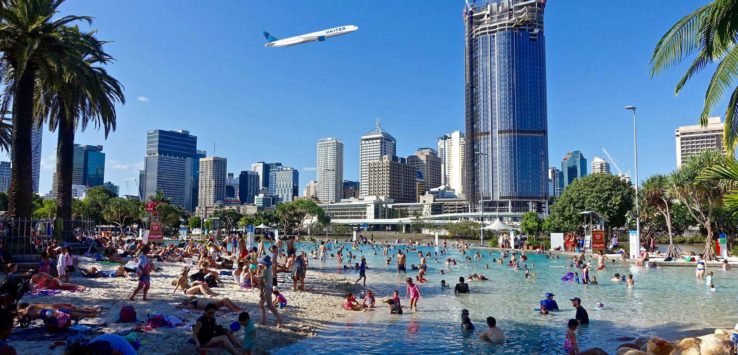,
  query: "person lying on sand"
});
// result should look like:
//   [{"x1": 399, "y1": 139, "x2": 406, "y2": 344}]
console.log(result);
[
  {"x1": 173, "y1": 268, "x2": 218, "y2": 296},
  {"x1": 18, "y1": 303, "x2": 102, "y2": 319},
  {"x1": 30, "y1": 272, "x2": 86, "y2": 292},
  {"x1": 176, "y1": 296, "x2": 241, "y2": 312},
  {"x1": 80, "y1": 266, "x2": 127, "y2": 278}
]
